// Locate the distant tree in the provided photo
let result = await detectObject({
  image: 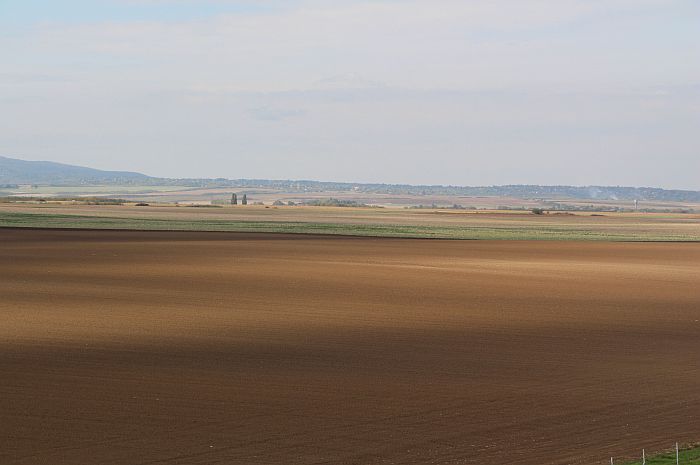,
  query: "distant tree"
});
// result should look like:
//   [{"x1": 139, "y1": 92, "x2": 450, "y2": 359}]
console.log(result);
[
  {"x1": 272, "y1": 200, "x2": 285, "y2": 206},
  {"x1": 531, "y1": 207, "x2": 545, "y2": 215},
  {"x1": 303, "y1": 198, "x2": 368, "y2": 207},
  {"x1": 231, "y1": 193, "x2": 237, "y2": 205},
  {"x1": 241, "y1": 194, "x2": 248, "y2": 205},
  {"x1": 287, "y1": 201, "x2": 296, "y2": 206}
]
